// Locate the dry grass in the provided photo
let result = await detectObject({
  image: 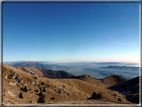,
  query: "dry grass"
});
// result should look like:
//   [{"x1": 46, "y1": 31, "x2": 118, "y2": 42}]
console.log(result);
[{"x1": 2, "y1": 64, "x2": 132, "y2": 104}]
